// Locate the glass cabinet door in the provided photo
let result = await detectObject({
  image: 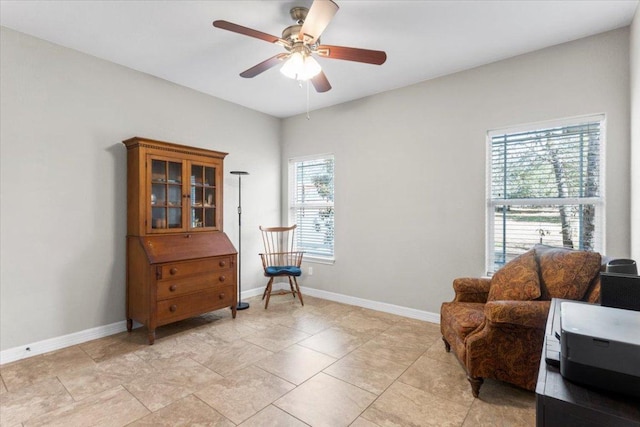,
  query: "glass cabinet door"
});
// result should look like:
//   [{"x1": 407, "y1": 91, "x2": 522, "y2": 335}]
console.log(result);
[
  {"x1": 190, "y1": 163, "x2": 217, "y2": 229},
  {"x1": 150, "y1": 158, "x2": 183, "y2": 231}
]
